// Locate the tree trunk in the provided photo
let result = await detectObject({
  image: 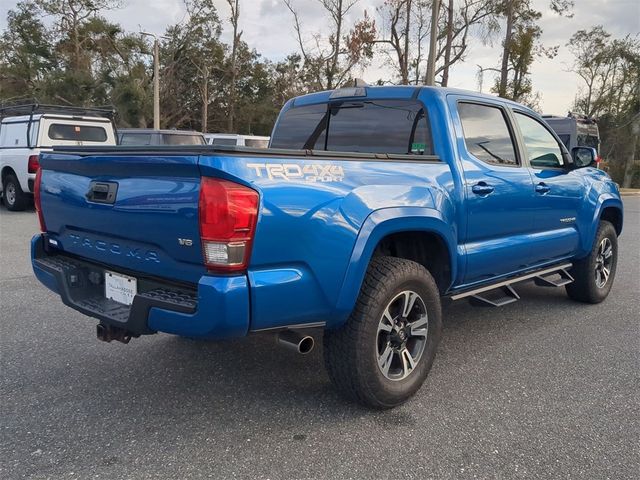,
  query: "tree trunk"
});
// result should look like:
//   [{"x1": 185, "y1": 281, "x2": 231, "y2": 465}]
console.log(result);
[
  {"x1": 622, "y1": 117, "x2": 639, "y2": 188},
  {"x1": 498, "y1": 0, "x2": 514, "y2": 97},
  {"x1": 401, "y1": 0, "x2": 412, "y2": 85},
  {"x1": 328, "y1": 0, "x2": 344, "y2": 90},
  {"x1": 228, "y1": 0, "x2": 239, "y2": 132},
  {"x1": 424, "y1": 0, "x2": 441, "y2": 85},
  {"x1": 201, "y1": 68, "x2": 208, "y2": 133},
  {"x1": 441, "y1": 0, "x2": 454, "y2": 87}
]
